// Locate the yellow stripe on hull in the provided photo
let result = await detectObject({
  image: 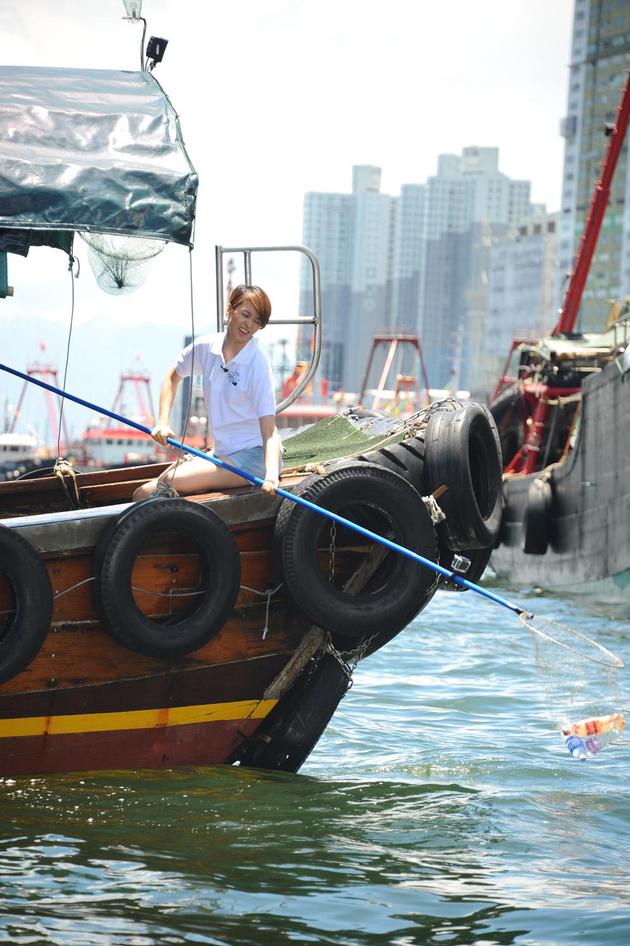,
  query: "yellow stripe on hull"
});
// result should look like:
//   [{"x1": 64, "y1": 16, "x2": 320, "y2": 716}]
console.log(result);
[{"x1": 0, "y1": 699, "x2": 278, "y2": 739}]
